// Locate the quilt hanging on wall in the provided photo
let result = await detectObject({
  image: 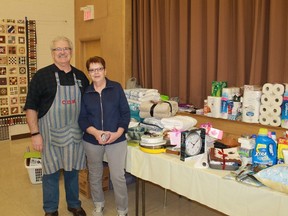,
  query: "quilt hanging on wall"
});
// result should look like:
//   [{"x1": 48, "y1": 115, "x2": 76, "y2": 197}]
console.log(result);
[{"x1": 0, "y1": 18, "x2": 37, "y2": 126}]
